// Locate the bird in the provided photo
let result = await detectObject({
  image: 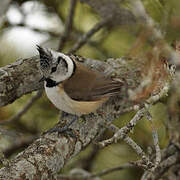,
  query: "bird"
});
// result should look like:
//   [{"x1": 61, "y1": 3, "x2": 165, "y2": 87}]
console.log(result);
[{"x1": 37, "y1": 45, "x2": 123, "y2": 133}]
